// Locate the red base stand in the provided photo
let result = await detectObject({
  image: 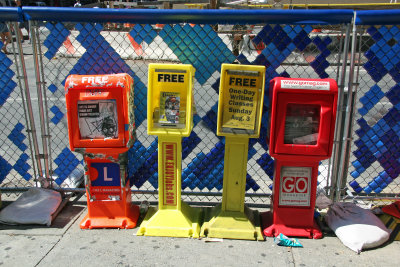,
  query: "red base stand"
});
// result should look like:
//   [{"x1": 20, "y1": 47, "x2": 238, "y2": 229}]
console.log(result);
[
  {"x1": 80, "y1": 188, "x2": 140, "y2": 229},
  {"x1": 80, "y1": 204, "x2": 139, "y2": 229},
  {"x1": 261, "y1": 211, "x2": 322, "y2": 239},
  {"x1": 80, "y1": 148, "x2": 140, "y2": 229}
]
